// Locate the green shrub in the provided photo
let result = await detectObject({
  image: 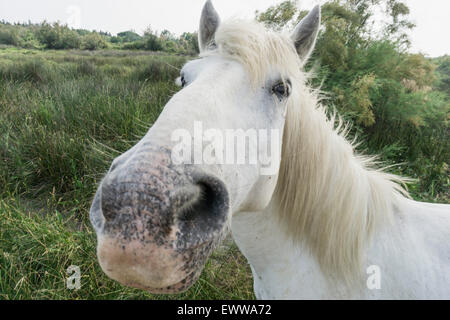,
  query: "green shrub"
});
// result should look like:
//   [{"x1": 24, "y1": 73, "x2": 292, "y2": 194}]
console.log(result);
[
  {"x1": 122, "y1": 40, "x2": 145, "y2": 50},
  {"x1": 37, "y1": 22, "x2": 81, "y2": 49},
  {"x1": 117, "y1": 31, "x2": 142, "y2": 43},
  {"x1": 144, "y1": 34, "x2": 163, "y2": 51},
  {"x1": 81, "y1": 32, "x2": 108, "y2": 51},
  {"x1": 0, "y1": 27, "x2": 20, "y2": 46}
]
